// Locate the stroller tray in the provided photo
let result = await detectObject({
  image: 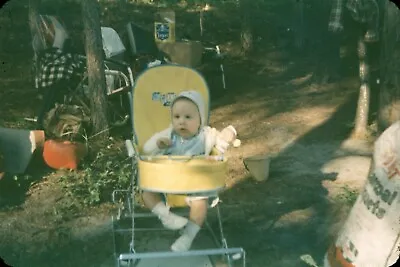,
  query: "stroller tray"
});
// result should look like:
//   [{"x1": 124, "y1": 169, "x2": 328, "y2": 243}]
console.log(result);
[{"x1": 138, "y1": 156, "x2": 227, "y2": 194}]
